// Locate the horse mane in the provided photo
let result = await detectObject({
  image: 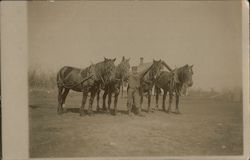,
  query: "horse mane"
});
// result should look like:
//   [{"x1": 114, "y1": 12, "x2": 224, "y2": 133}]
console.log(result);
[
  {"x1": 138, "y1": 62, "x2": 153, "y2": 81},
  {"x1": 115, "y1": 60, "x2": 130, "y2": 80},
  {"x1": 175, "y1": 64, "x2": 189, "y2": 83},
  {"x1": 80, "y1": 65, "x2": 93, "y2": 78},
  {"x1": 145, "y1": 61, "x2": 161, "y2": 81},
  {"x1": 80, "y1": 59, "x2": 115, "y2": 83}
]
